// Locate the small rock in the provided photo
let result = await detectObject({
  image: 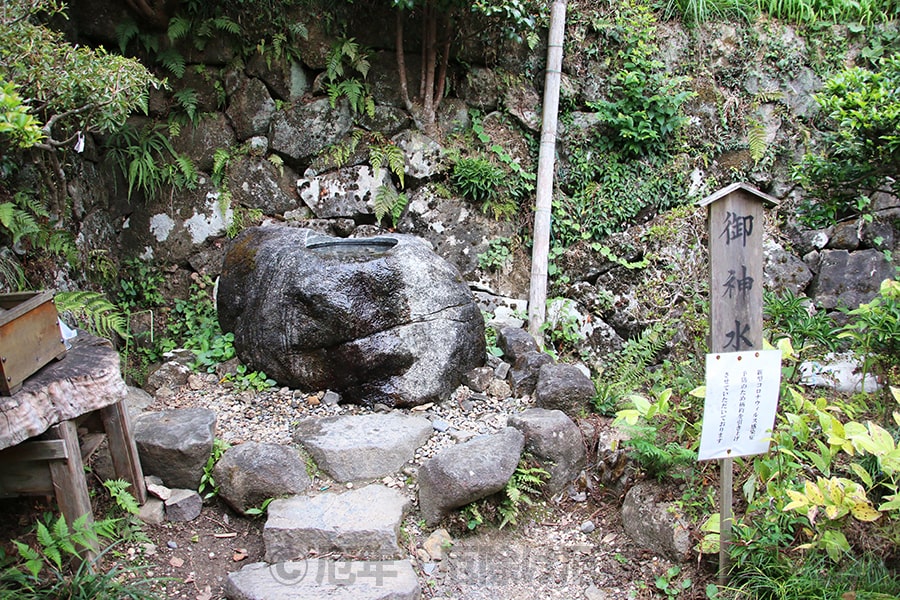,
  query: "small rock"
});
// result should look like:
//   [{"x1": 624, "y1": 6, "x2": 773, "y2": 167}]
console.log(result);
[
  {"x1": 432, "y1": 419, "x2": 451, "y2": 432},
  {"x1": 167, "y1": 540, "x2": 178, "y2": 549},
  {"x1": 580, "y1": 520, "x2": 596, "y2": 534},
  {"x1": 146, "y1": 480, "x2": 173, "y2": 501},
  {"x1": 487, "y1": 379, "x2": 511, "y2": 399},
  {"x1": 138, "y1": 498, "x2": 165, "y2": 526},
  {"x1": 423, "y1": 528, "x2": 453, "y2": 561},
  {"x1": 187, "y1": 374, "x2": 205, "y2": 390},
  {"x1": 494, "y1": 361, "x2": 511, "y2": 380},
  {"x1": 322, "y1": 390, "x2": 341, "y2": 405},
  {"x1": 165, "y1": 489, "x2": 203, "y2": 522}
]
